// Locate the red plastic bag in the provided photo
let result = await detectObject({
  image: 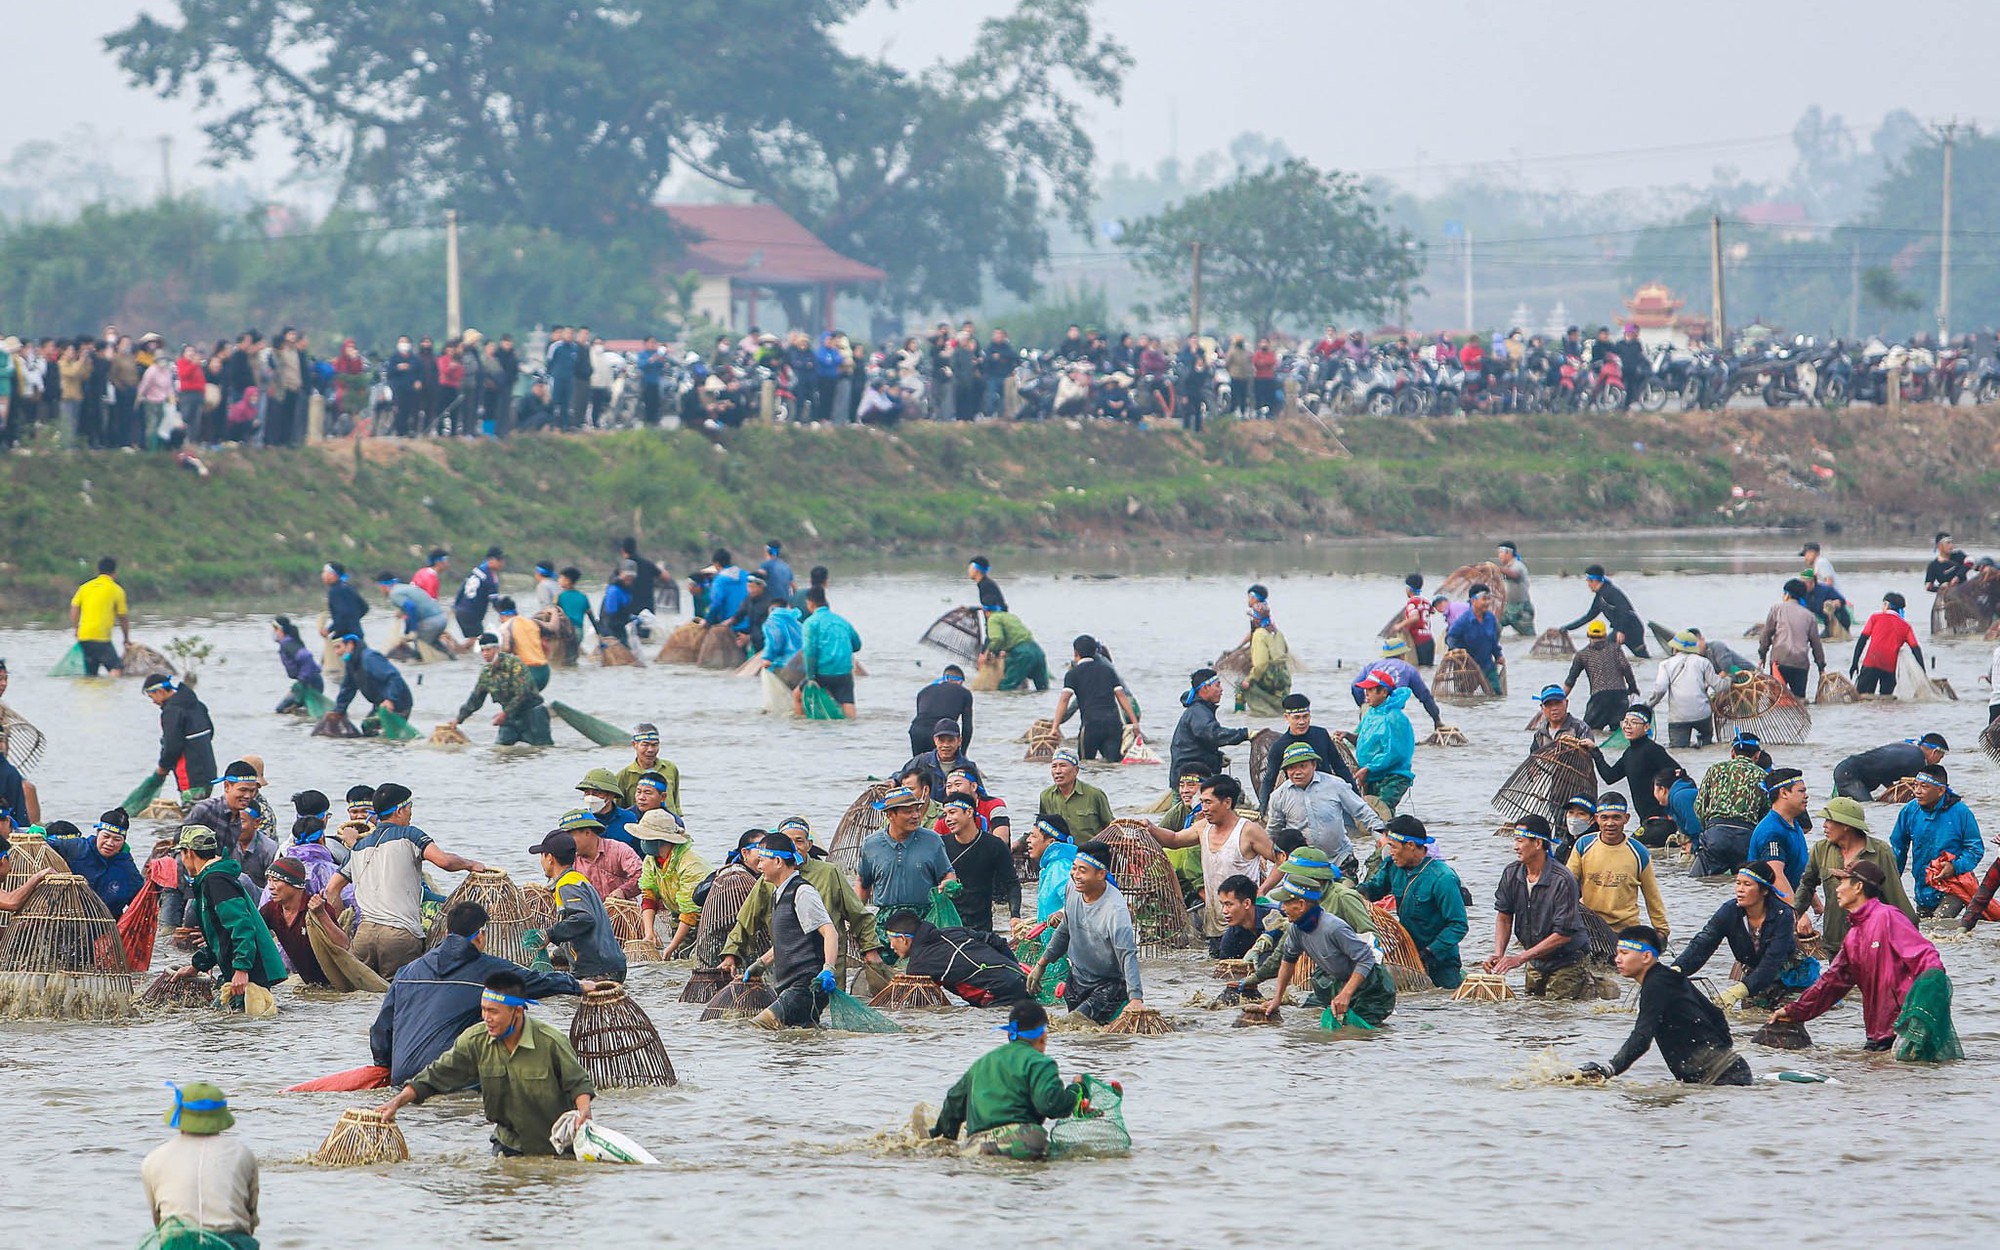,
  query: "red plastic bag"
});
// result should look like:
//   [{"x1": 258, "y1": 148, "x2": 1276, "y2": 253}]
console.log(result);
[
  {"x1": 284, "y1": 1065, "x2": 391, "y2": 1093},
  {"x1": 118, "y1": 879, "x2": 162, "y2": 971},
  {"x1": 1927, "y1": 855, "x2": 2000, "y2": 921}
]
